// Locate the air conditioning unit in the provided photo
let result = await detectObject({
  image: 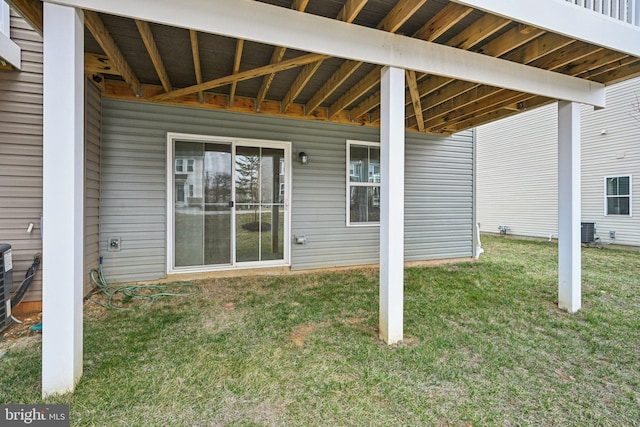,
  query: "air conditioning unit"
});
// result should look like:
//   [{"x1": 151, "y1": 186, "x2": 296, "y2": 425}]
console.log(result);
[
  {"x1": 0, "y1": 244, "x2": 13, "y2": 332},
  {"x1": 581, "y1": 222, "x2": 595, "y2": 244}
]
